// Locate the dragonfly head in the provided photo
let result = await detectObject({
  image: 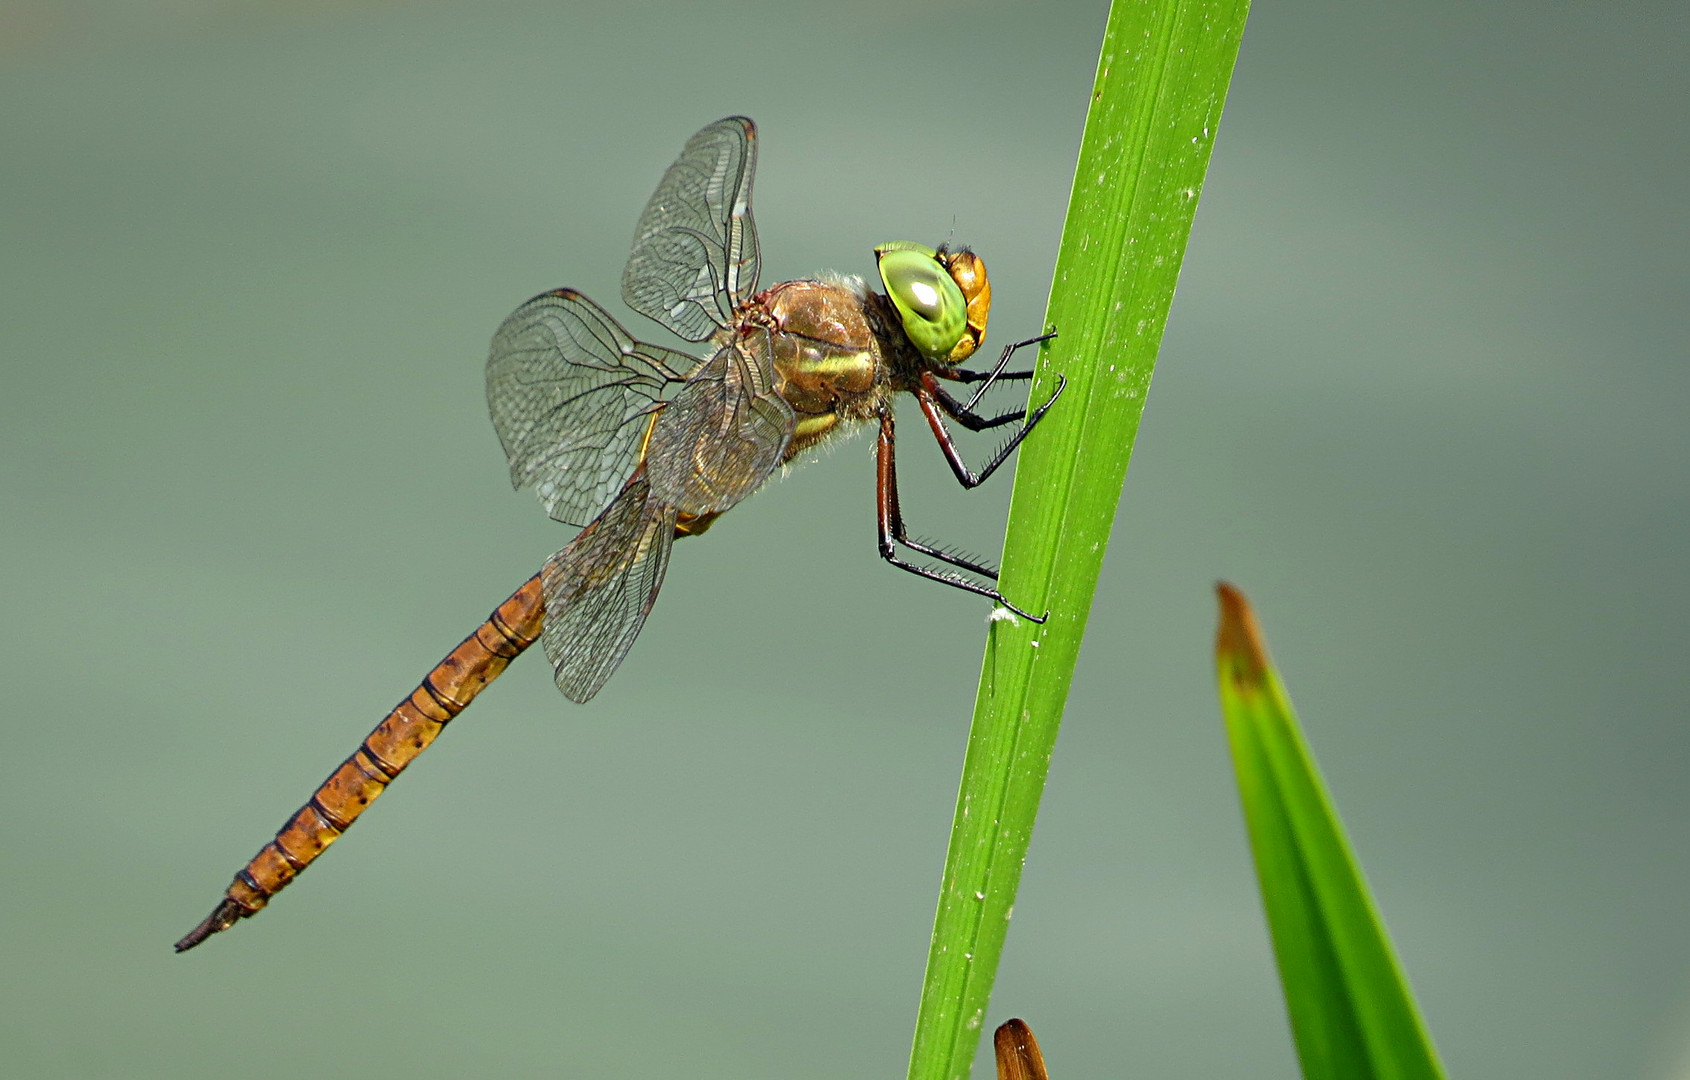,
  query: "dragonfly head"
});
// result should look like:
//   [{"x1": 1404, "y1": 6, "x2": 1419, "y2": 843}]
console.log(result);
[{"x1": 874, "y1": 242, "x2": 991, "y2": 364}]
